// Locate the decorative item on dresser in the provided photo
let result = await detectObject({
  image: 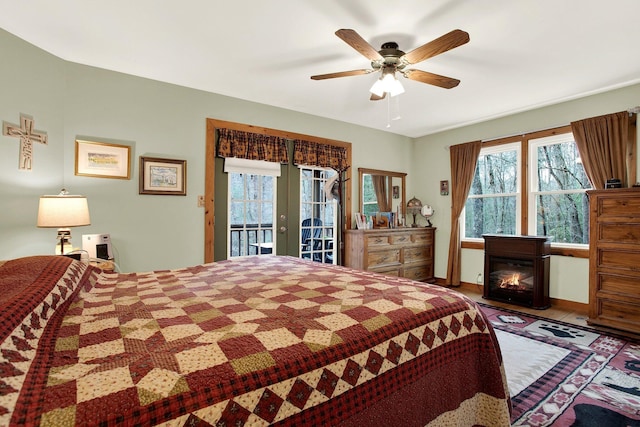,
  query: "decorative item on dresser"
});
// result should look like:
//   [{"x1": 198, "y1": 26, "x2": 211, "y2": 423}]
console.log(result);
[
  {"x1": 587, "y1": 188, "x2": 640, "y2": 334},
  {"x1": 344, "y1": 227, "x2": 435, "y2": 282},
  {"x1": 406, "y1": 196, "x2": 423, "y2": 227}
]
